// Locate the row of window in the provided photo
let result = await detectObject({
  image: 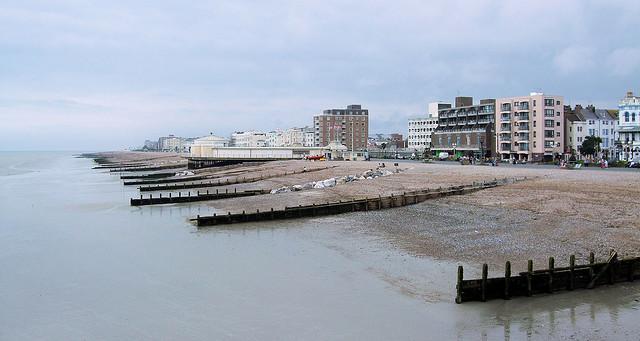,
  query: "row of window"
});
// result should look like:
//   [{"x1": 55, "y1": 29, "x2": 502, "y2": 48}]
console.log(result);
[{"x1": 623, "y1": 112, "x2": 637, "y2": 122}]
